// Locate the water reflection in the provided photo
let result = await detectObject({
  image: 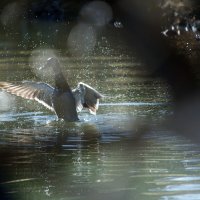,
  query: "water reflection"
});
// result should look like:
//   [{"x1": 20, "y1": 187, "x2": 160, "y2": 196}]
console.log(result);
[{"x1": 2, "y1": 129, "x2": 200, "y2": 200}]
